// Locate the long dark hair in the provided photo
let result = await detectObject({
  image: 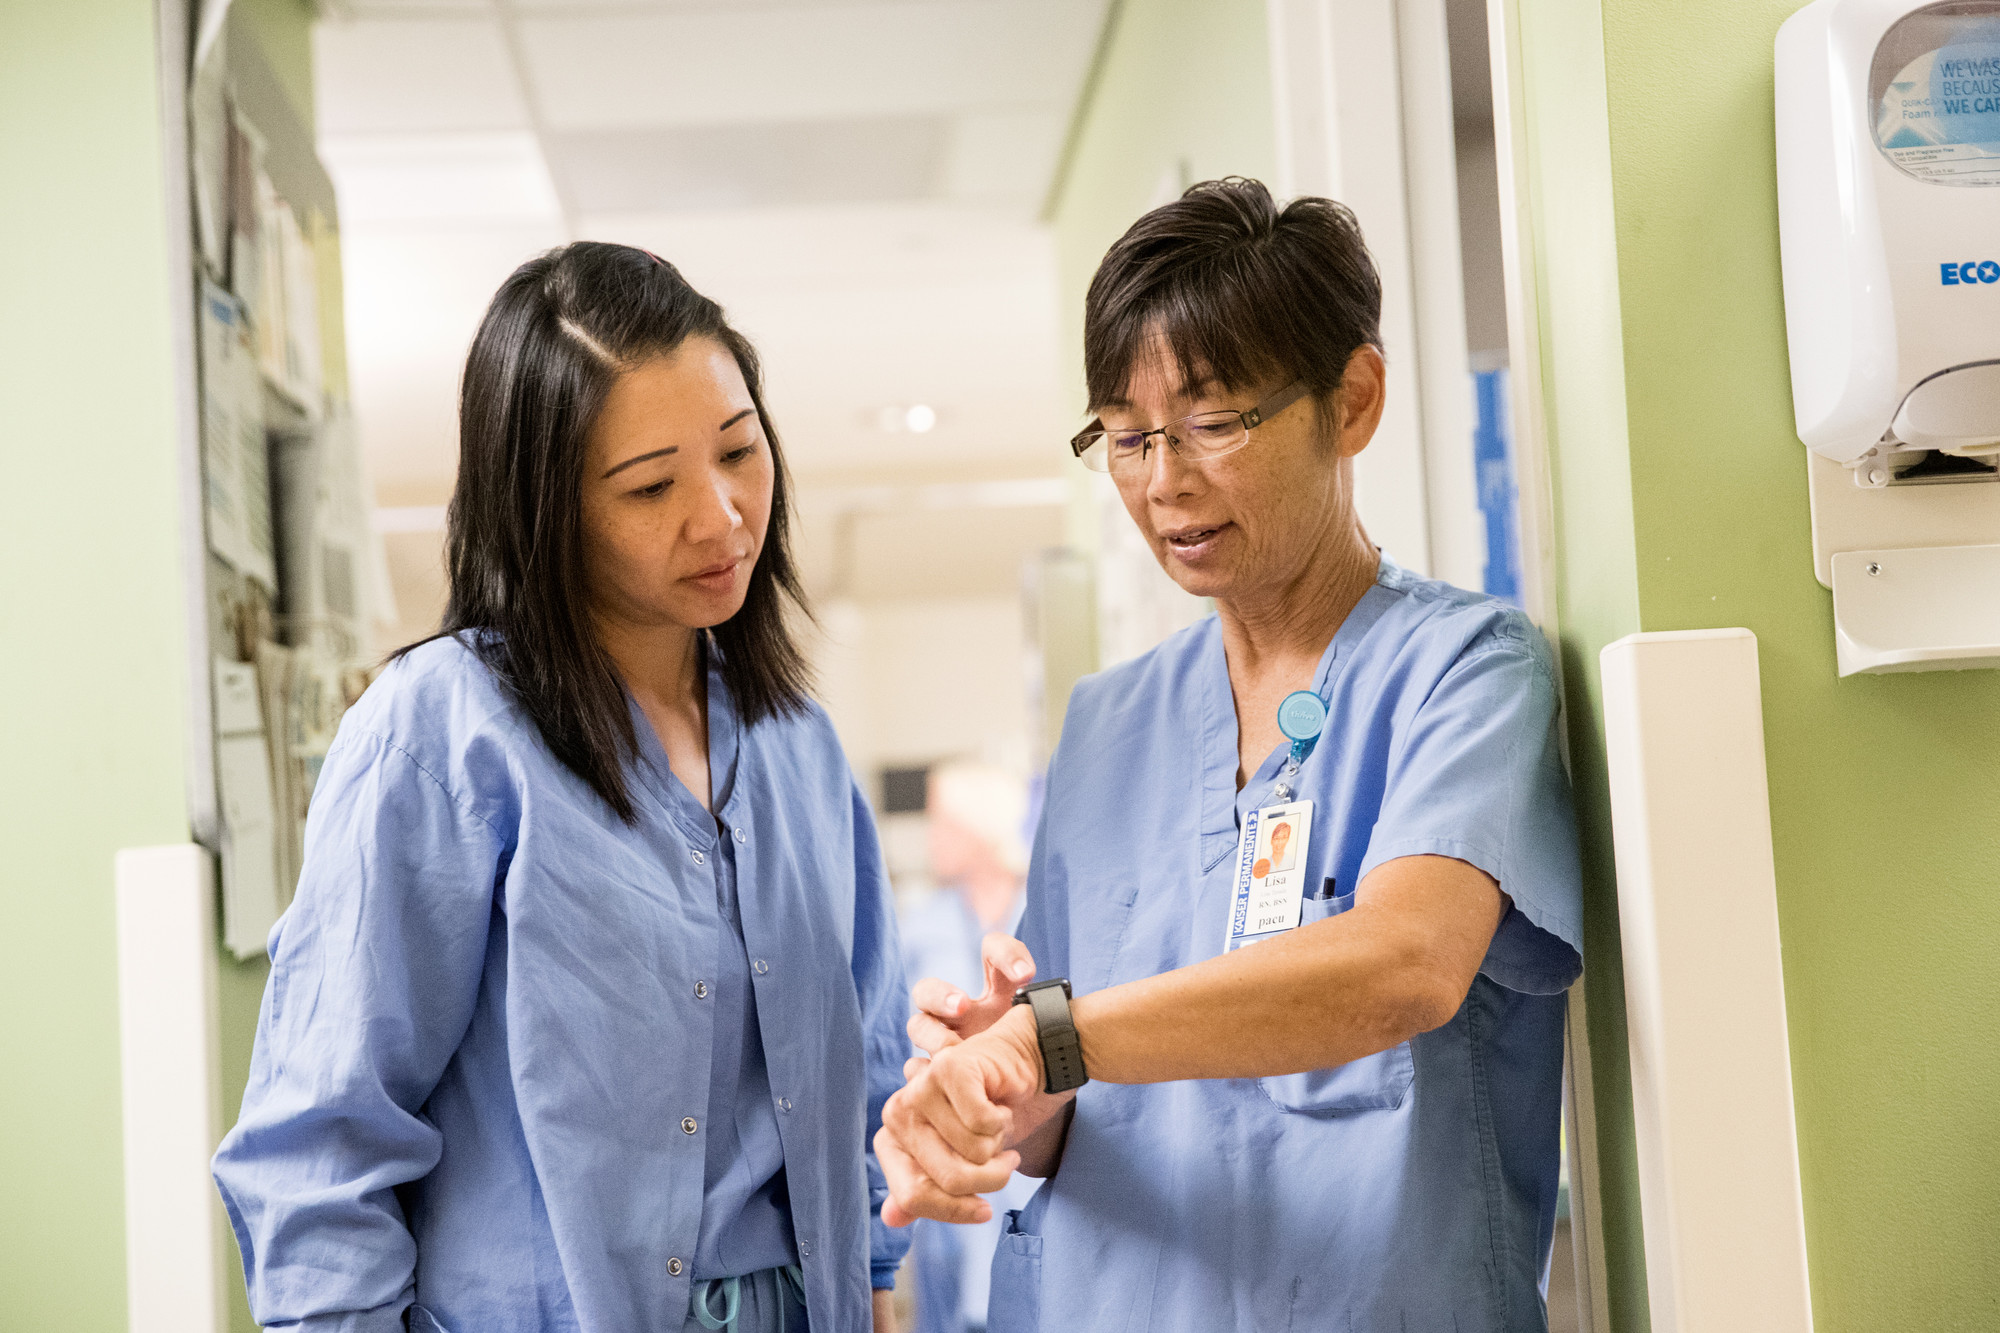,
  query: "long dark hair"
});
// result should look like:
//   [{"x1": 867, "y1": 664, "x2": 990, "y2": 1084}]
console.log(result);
[{"x1": 401, "y1": 241, "x2": 812, "y2": 822}]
